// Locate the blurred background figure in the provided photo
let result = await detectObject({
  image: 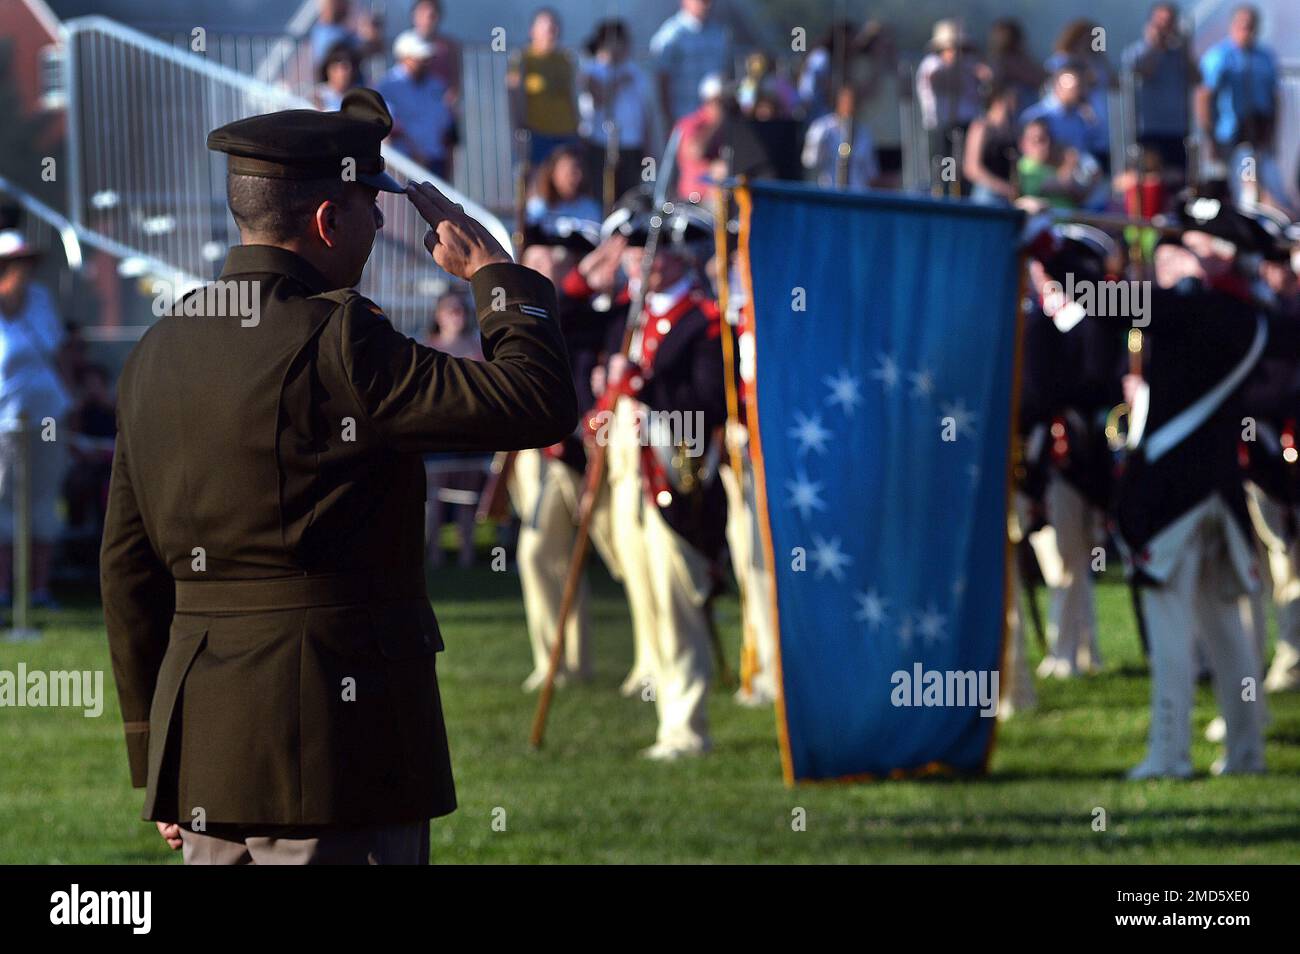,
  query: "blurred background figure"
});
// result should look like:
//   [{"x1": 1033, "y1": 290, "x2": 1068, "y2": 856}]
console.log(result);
[
  {"x1": 1044, "y1": 19, "x2": 1115, "y2": 172},
  {"x1": 1021, "y1": 65, "x2": 1106, "y2": 170},
  {"x1": 410, "y1": 0, "x2": 462, "y2": 108},
  {"x1": 1122, "y1": 2, "x2": 1196, "y2": 179},
  {"x1": 1016, "y1": 118, "x2": 1091, "y2": 210},
  {"x1": 650, "y1": 0, "x2": 733, "y2": 127},
  {"x1": 310, "y1": 0, "x2": 382, "y2": 75},
  {"x1": 802, "y1": 83, "x2": 878, "y2": 190},
  {"x1": 526, "y1": 144, "x2": 602, "y2": 225},
  {"x1": 851, "y1": 21, "x2": 906, "y2": 190},
  {"x1": 915, "y1": 19, "x2": 987, "y2": 187},
  {"x1": 379, "y1": 30, "x2": 456, "y2": 177},
  {"x1": 736, "y1": 52, "x2": 798, "y2": 119},
  {"x1": 0, "y1": 229, "x2": 69, "y2": 610},
  {"x1": 963, "y1": 84, "x2": 1021, "y2": 206},
  {"x1": 798, "y1": 19, "x2": 857, "y2": 122},
  {"x1": 423, "y1": 292, "x2": 485, "y2": 569},
  {"x1": 63, "y1": 363, "x2": 116, "y2": 539},
  {"x1": 577, "y1": 19, "x2": 652, "y2": 209},
  {"x1": 315, "y1": 41, "x2": 362, "y2": 111},
  {"x1": 673, "y1": 73, "x2": 729, "y2": 205},
  {"x1": 508, "y1": 7, "x2": 580, "y2": 168},
  {"x1": 1197, "y1": 4, "x2": 1290, "y2": 213},
  {"x1": 985, "y1": 17, "x2": 1046, "y2": 110}
]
